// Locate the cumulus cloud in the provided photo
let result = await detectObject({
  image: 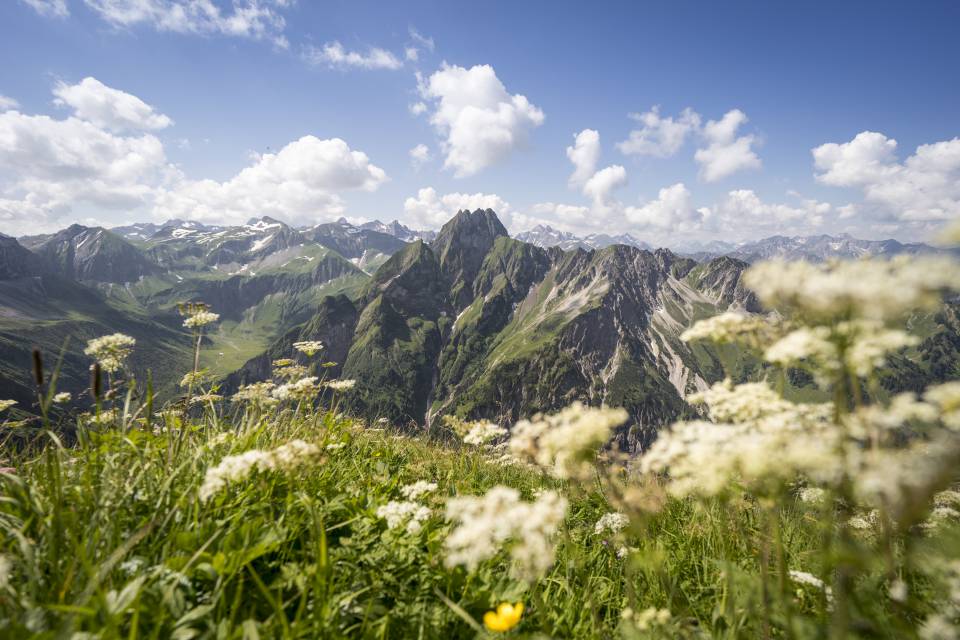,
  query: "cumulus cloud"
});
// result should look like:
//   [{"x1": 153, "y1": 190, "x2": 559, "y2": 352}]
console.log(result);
[
  {"x1": 617, "y1": 106, "x2": 700, "y2": 157},
  {"x1": 303, "y1": 41, "x2": 403, "y2": 71},
  {"x1": 417, "y1": 63, "x2": 544, "y2": 177},
  {"x1": 0, "y1": 110, "x2": 170, "y2": 232},
  {"x1": 20, "y1": 0, "x2": 69, "y2": 18},
  {"x1": 53, "y1": 77, "x2": 172, "y2": 131},
  {"x1": 566, "y1": 129, "x2": 600, "y2": 188},
  {"x1": 155, "y1": 136, "x2": 388, "y2": 225},
  {"x1": 0, "y1": 79, "x2": 388, "y2": 233},
  {"x1": 582, "y1": 165, "x2": 627, "y2": 212},
  {"x1": 408, "y1": 101, "x2": 427, "y2": 116},
  {"x1": 403, "y1": 187, "x2": 516, "y2": 228},
  {"x1": 694, "y1": 109, "x2": 761, "y2": 182},
  {"x1": 0, "y1": 95, "x2": 19, "y2": 111},
  {"x1": 714, "y1": 189, "x2": 831, "y2": 231},
  {"x1": 624, "y1": 183, "x2": 709, "y2": 231},
  {"x1": 813, "y1": 131, "x2": 960, "y2": 221},
  {"x1": 81, "y1": 0, "x2": 291, "y2": 47},
  {"x1": 409, "y1": 143, "x2": 430, "y2": 168},
  {"x1": 530, "y1": 201, "x2": 591, "y2": 226}
]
